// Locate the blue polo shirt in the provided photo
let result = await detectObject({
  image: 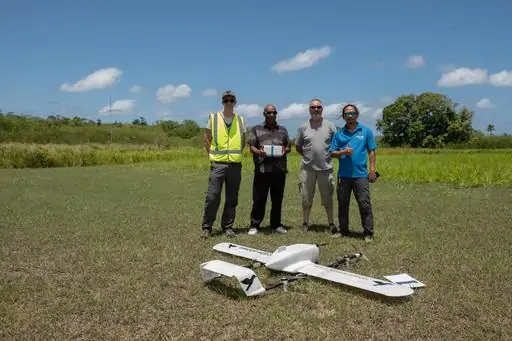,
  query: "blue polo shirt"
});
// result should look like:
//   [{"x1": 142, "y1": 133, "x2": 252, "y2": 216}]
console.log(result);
[{"x1": 328, "y1": 123, "x2": 377, "y2": 178}]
